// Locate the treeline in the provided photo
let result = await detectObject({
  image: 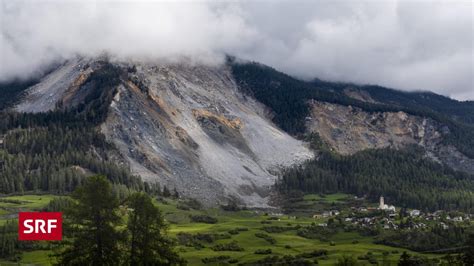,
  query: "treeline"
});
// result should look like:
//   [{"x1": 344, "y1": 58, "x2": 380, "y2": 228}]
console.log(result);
[
  {"x1": 230, "y1": 61, "x2": 474, "y2": 158},
  {"x1": 0, "y1": 62, "x2": 158, "y2": 194},
  {"x1": 375, "y1": 224, "x2": 468, "y2": 252},
  {"x1": 357, "y1": 84, "x2": 474, "y2": 125},
  {"x1": 276, "y1": 145, "x2": 474, "y2": 212}
]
